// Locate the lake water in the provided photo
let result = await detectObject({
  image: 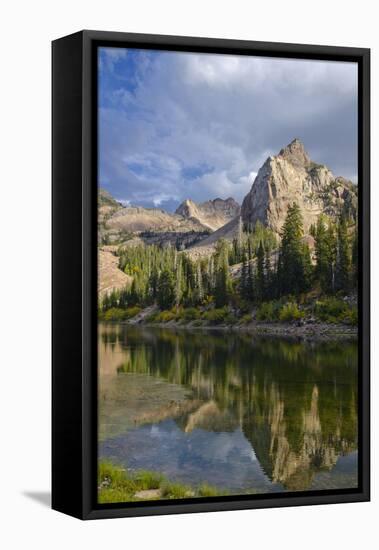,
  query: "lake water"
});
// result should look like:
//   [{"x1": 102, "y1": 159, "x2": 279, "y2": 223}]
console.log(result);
[{"x1": 98, "y1": 324, "x2": 358, "y2": 495}]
